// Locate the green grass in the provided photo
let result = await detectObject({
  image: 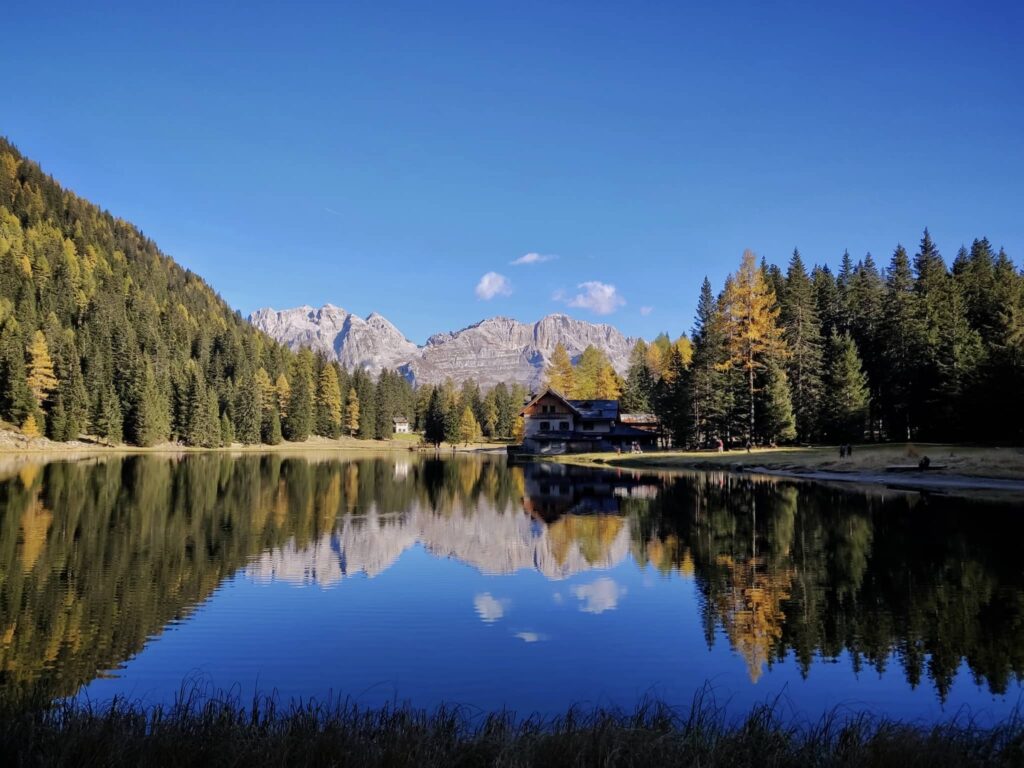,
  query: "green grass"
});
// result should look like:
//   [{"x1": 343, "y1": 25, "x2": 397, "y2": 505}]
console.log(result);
[{"x1": 2, "y1": 689, "x2": 1022, "y2": 767}]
